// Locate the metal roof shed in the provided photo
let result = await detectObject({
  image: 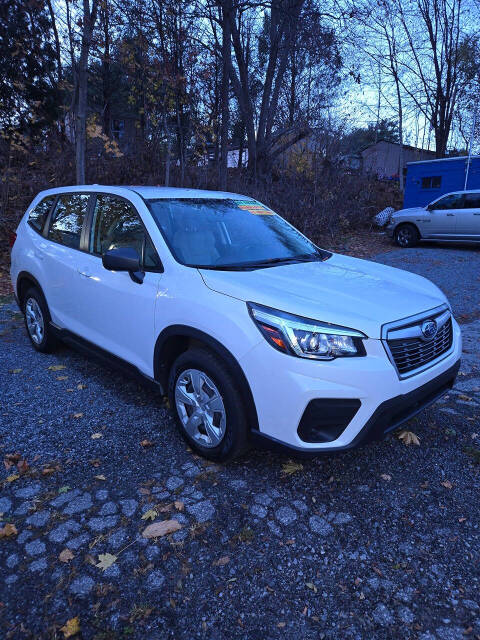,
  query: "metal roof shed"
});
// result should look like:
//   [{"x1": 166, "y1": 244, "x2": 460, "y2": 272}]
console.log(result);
[{"x1": 403, "y1": 155, "x2": 480, "y2": 208}]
